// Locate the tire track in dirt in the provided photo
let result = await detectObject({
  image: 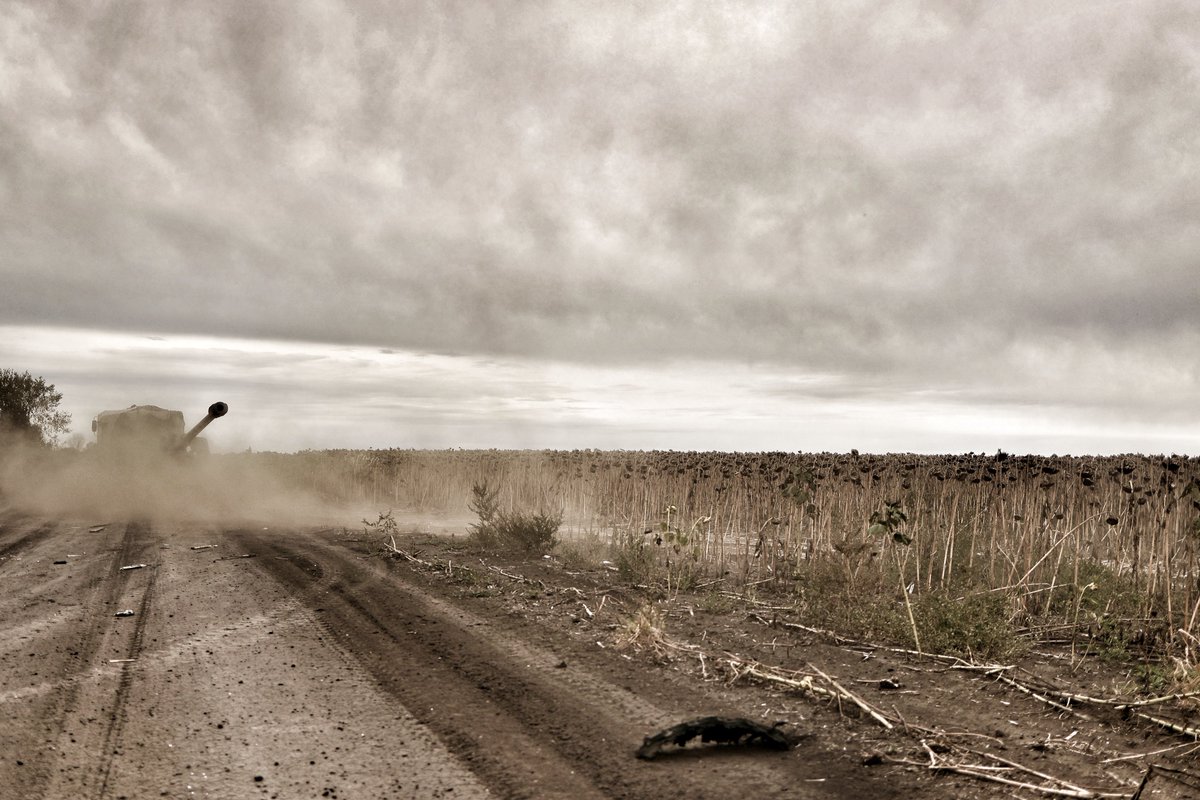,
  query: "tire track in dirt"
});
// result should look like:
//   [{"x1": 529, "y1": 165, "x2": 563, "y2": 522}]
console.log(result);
[
  {"x1": 232, "y1": 528, "x2": 885, "y2": 800},
  {"x1": 236, "y1": 531, "x2": 608, "y2": 800},
  {"x1": 94, "y1": 525, "x2": 159, "y2": 799},
  {"x1": 101, "y1": 525, "x2": 495, "y2": 799},
  {"x1": 32, "y1": 521, "x2": 161, "y2": 800},
  {"x1": 0, "y1": 521, "x2": 137, "y2": 797},
  {"x1": 0, "y1": 522, "x2": 54, "y2": 564}
]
